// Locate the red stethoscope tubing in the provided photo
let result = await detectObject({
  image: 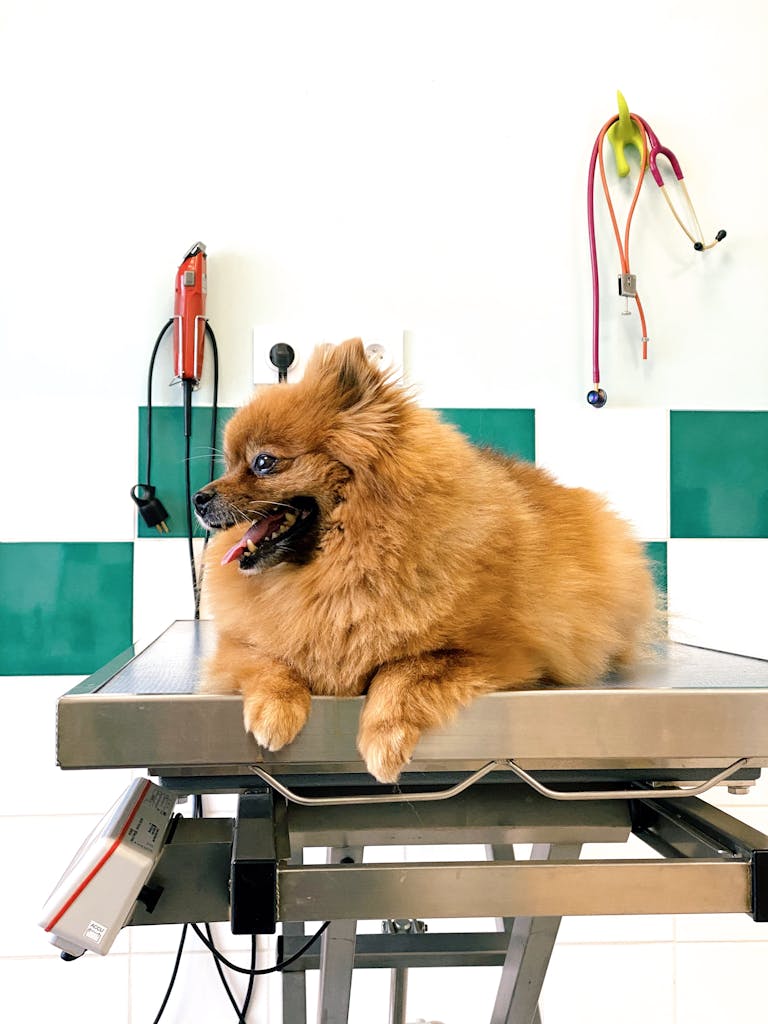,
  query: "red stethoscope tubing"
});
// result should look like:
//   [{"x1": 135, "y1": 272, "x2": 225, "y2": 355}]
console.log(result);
[
  {"x1": 588, "y1": 114, "x2": 652, "y2": 386},
  {"x1": 587, "y1": 112, "x2": 706, "y2": 388}
]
